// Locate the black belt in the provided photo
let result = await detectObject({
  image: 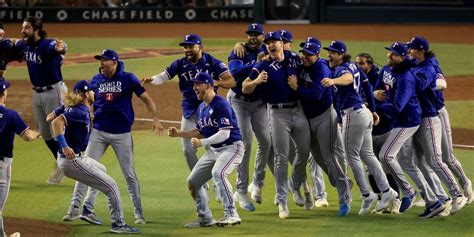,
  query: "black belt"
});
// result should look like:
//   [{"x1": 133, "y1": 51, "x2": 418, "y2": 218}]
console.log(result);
[
  {"x1": 32, "y1": 85, "x2": 54, "y2": 93},
  {"x1": 60, "y1": 151, "x2": 84, "y2": 158},
  {"x1": 234, "y1": 93, "x2": 260, "y2": 102},
  {"x1": 341, "y1": 105, "x2": 363, "y2": 115},
  {"x1": 212, "y1": 141, "x2": 237, "y2": 148},
  {"x1": 269, "y1": 101, "x2": 299, "y2": 109},
  {"x1": 0, "y1": 157, "x2": 5, "y2": 161}
]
